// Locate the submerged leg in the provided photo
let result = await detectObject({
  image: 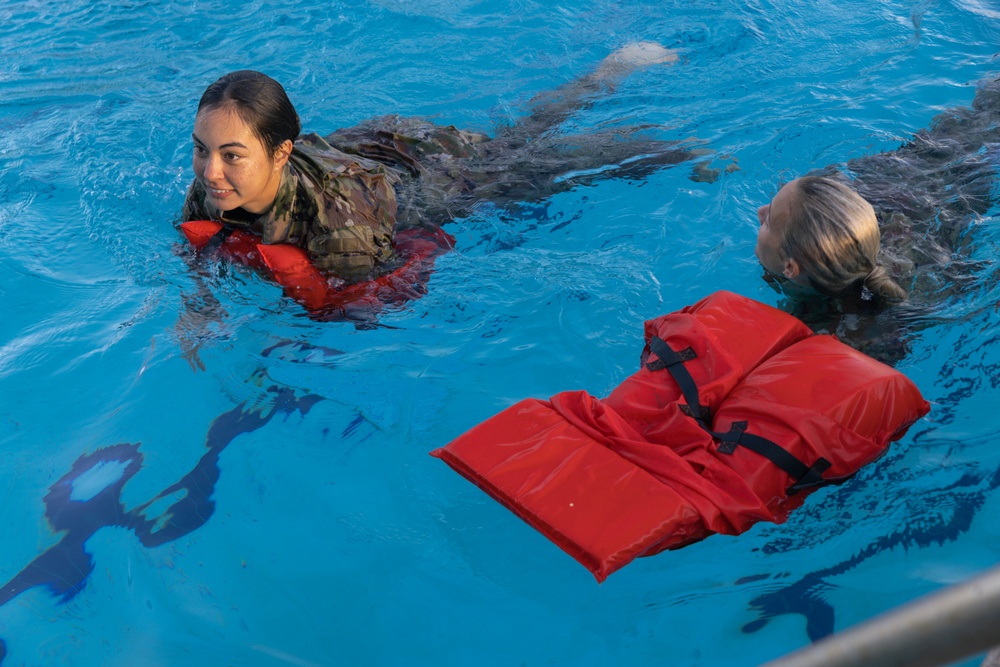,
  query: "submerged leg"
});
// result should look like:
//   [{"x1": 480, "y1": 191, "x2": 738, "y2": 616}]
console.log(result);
[
  {"x1": 497, "y1": 41, "x2": 680, "y2": 145},
  {"x1": 460, "y1": 126, "x2": 696, "y2": 207},
  {"x1": 328, "y1": 43, "x2": 692, "y2": 227}
]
